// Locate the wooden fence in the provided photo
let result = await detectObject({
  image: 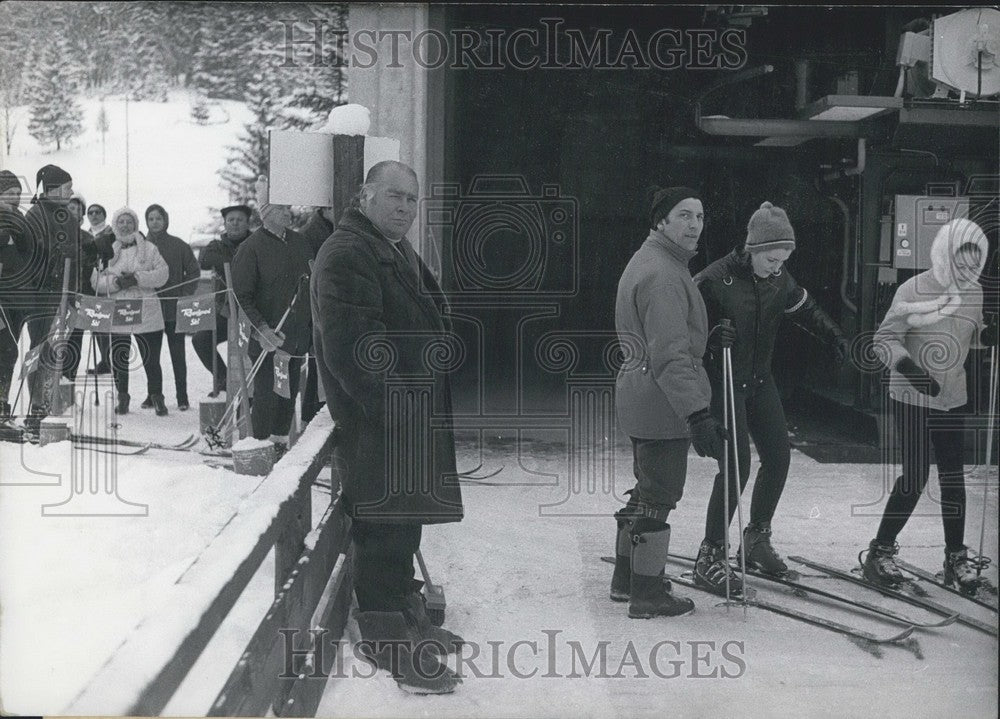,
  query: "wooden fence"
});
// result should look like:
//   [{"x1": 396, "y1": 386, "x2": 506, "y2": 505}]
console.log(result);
[{"x1": 65, "y1": 412, "x2": 351, "y2": 716}]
